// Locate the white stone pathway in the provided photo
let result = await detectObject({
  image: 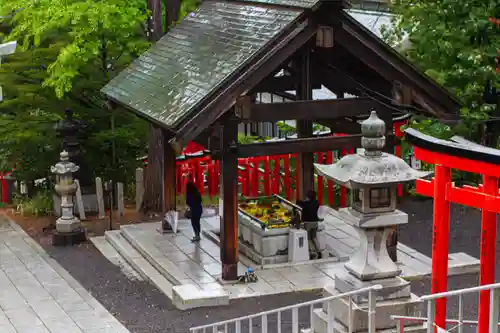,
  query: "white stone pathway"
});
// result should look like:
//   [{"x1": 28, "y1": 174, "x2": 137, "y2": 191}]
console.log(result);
[{"x1": 0, "y1": 216, "x2": 130, "y2": 333}]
